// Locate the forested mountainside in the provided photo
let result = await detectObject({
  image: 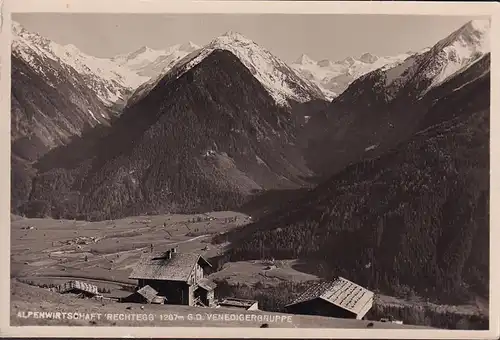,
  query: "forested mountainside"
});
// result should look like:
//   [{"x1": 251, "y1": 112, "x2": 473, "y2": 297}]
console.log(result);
[
  {"x1": 17, "y1": 50, "x2": 324, "y2": 220},
  {"x1": 222, "y1": 63, "x2": 490, "y2": 303}
]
